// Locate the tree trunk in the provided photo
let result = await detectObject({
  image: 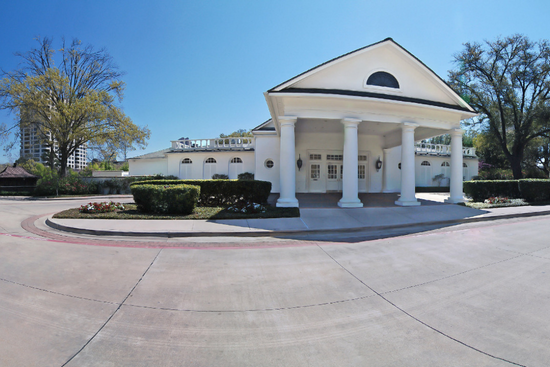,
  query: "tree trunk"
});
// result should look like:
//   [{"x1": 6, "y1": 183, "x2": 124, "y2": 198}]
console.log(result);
[{"x1": 510, "y1": 156, "x2": 523, "y2": 179}]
